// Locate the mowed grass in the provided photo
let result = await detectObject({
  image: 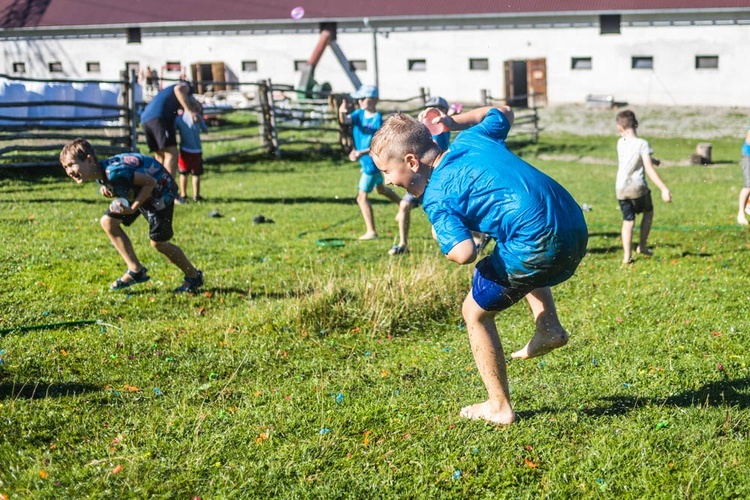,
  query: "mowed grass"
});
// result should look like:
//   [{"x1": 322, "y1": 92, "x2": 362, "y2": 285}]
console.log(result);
[{"x1": 0, "y1": 130, "x2": 749, "y2": 498}]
